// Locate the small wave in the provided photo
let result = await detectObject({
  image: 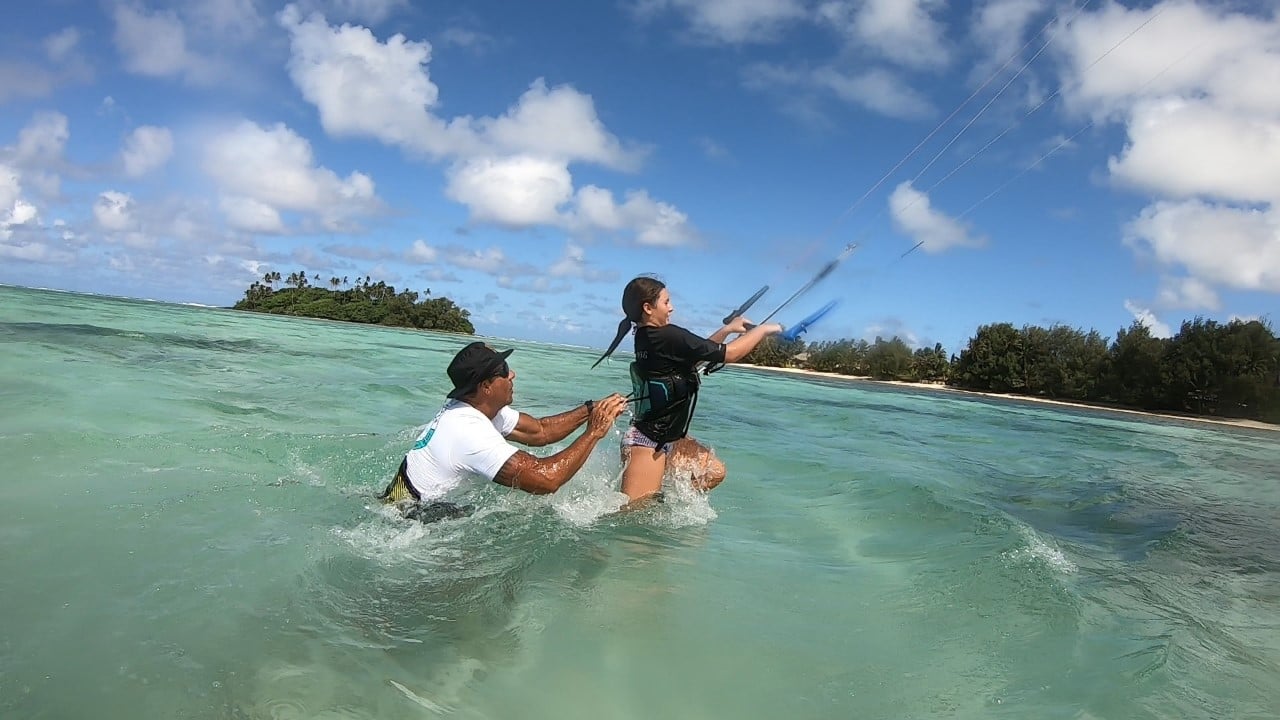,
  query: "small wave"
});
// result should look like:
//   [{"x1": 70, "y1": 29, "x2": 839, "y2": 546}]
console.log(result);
[{"x1": 1005, "y1": 526, "x2": 1078, "y2": 574}]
